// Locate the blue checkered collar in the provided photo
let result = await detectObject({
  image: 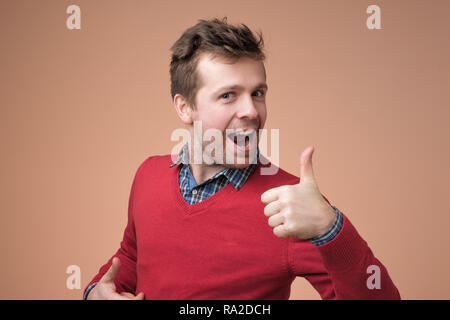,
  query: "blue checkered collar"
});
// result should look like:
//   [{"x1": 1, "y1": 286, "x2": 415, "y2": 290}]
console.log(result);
[{"x1": 170, "y1": 143, "x2": 258, "y2": 191}]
